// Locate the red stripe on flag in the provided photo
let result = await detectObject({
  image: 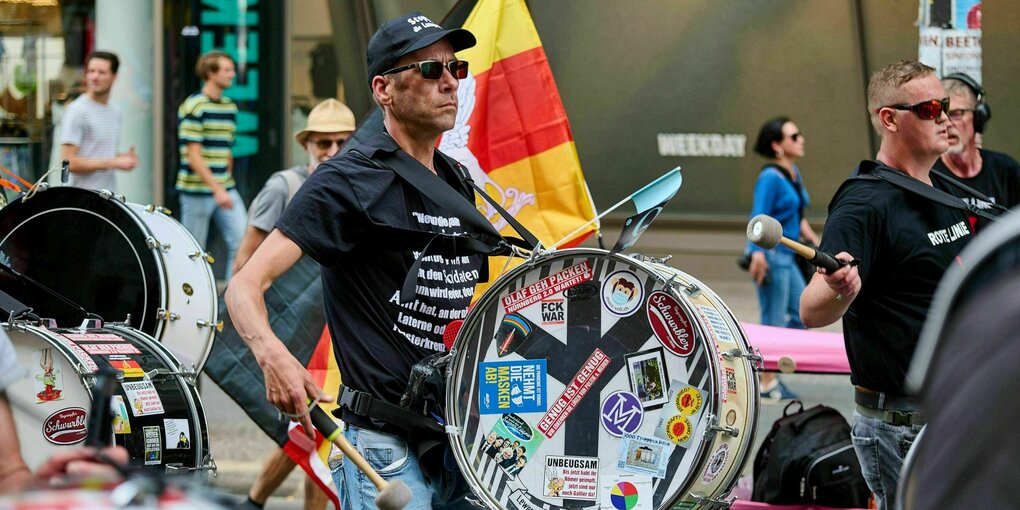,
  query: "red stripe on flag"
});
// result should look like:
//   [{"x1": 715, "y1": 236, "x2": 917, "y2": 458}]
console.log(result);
[
  {"x1": 468, "y1": 46, "x2": 575, "y2": 172},
  {"x1": 306, "y1": 326, "x2": 332, "y2": 387},
  {"x1": 283, "y1": 426, "x2": 340, "y2": 509}
]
